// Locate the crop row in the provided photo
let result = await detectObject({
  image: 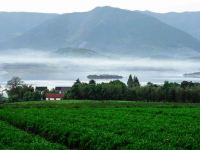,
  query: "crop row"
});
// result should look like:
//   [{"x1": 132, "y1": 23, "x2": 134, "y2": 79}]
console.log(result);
[
  {"x1": 0, "y1": 107, "x2": 200, "y2": 149},
  {"x1": 1, "y1": 100, "x2": 200, "y2": 109},
  {"x1": 0, "y1": 120, "x2": 66, "y2": 150}
]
